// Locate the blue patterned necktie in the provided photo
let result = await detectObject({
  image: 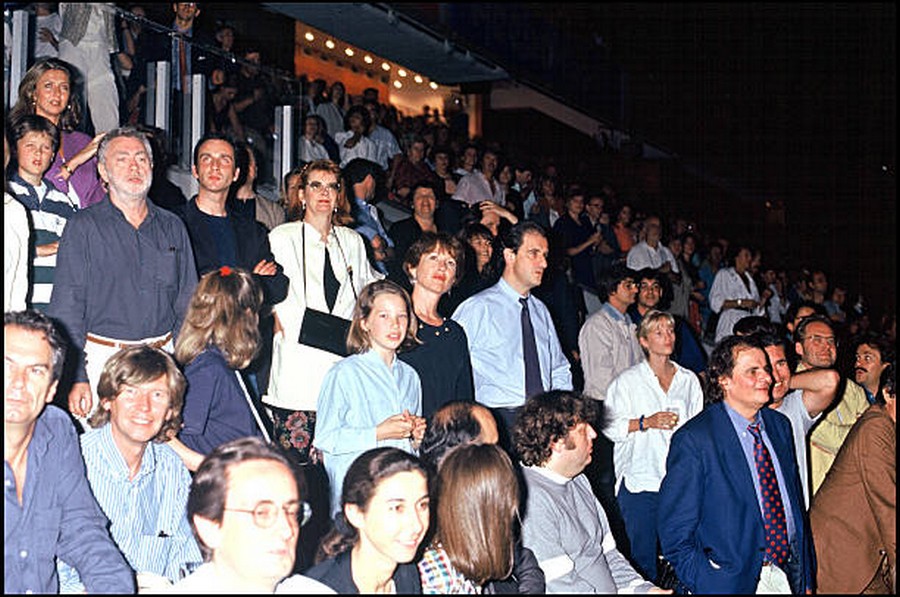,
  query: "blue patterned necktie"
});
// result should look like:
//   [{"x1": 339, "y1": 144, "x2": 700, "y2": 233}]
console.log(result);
[{"x1": 747, "y1": 422, "x2": 789, "y2": 567}]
